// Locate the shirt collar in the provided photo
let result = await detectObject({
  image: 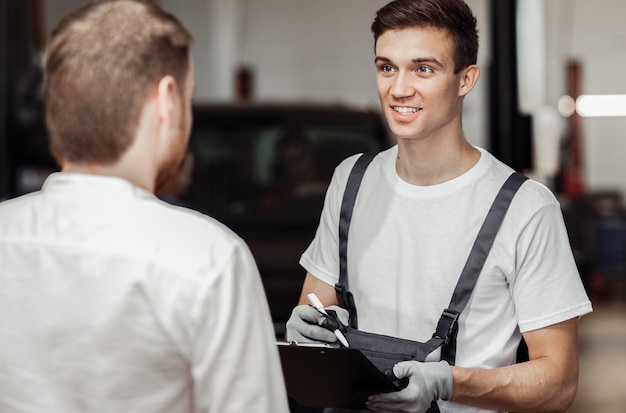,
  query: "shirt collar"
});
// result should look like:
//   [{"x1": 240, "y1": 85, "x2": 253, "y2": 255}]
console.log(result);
[{"x1": 42, "y1": 172, "x2": 156, "y2": 201}]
